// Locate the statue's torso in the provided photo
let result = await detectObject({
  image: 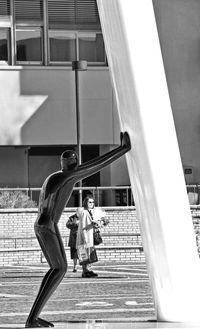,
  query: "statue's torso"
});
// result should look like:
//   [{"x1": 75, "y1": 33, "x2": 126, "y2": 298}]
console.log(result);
[{"x1": 35, "y1": 171, "x2": 76, "y2": 233}]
